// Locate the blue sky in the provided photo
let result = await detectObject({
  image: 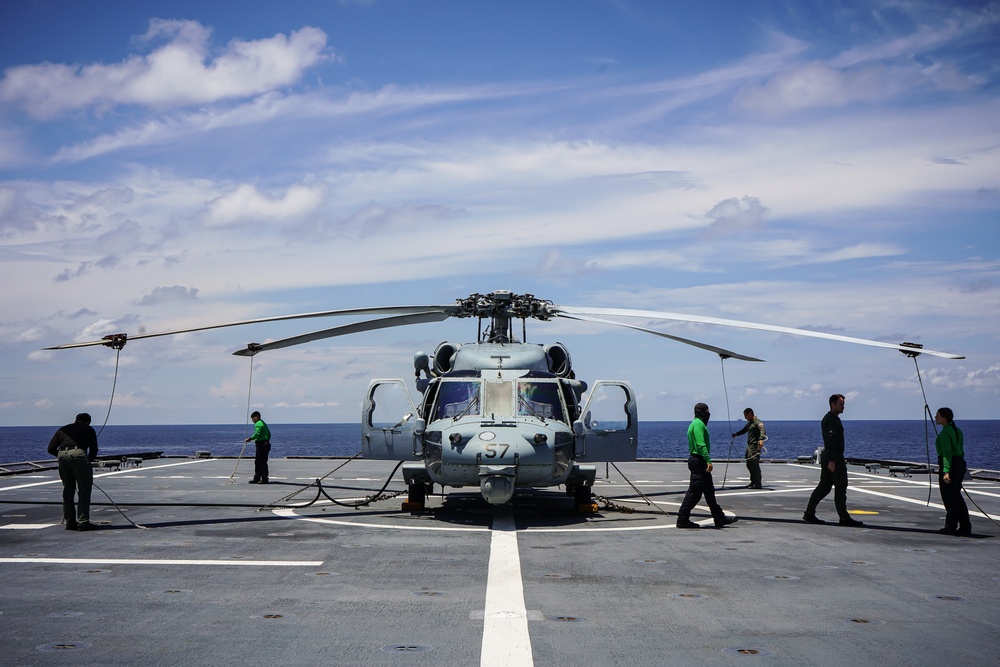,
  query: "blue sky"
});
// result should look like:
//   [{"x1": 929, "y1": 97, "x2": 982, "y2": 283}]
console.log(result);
[{"x1": 1, "y1": 1, "x2": 998, "y2": 429}]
